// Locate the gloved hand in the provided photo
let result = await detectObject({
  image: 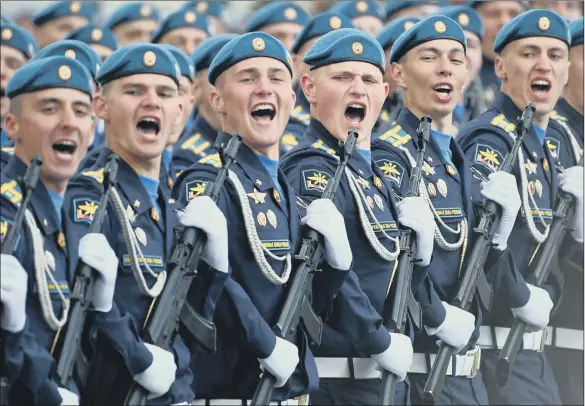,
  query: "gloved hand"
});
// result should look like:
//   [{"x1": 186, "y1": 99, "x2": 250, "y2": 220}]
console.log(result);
[
  {"x1": 0, "y1": 254, "x2": 28, "y2": 333},
  {"x1": 559, "y1": 166, "x2": 584, "y2": 242},
  {"x1": 78, "y1": 233, "x2": 118, "y2": 312},
  {"x1": 425, "y1": 302, "x2": 476, "y2": 353},
  {"x1": 177, "y1": 196, "x2": 229, "y2": 273},
  {"x1": 371, "y1": 332, "x2": 413, "y2": 382},
  {"x1": 511, "y1": 284, "x2": 553, "y2": 332},
  {"x1": 397, "y1": 196, "x2": 434, "y2": 266},
  {"x1": 300, "y1": 198, "x2": 352, "y2": 270},
  {"x1": 480, "y1": 171, "x2": 521, "y2": 250},
  {"x1": 258, "y1": 336, "x2": 299, "y2": 388},
  {"x1": 134, "y1": 343, "x2": 177, "y2": 399},
  {"x1": 58, "y1": 387, "x2": 79, "y2": 405}
]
